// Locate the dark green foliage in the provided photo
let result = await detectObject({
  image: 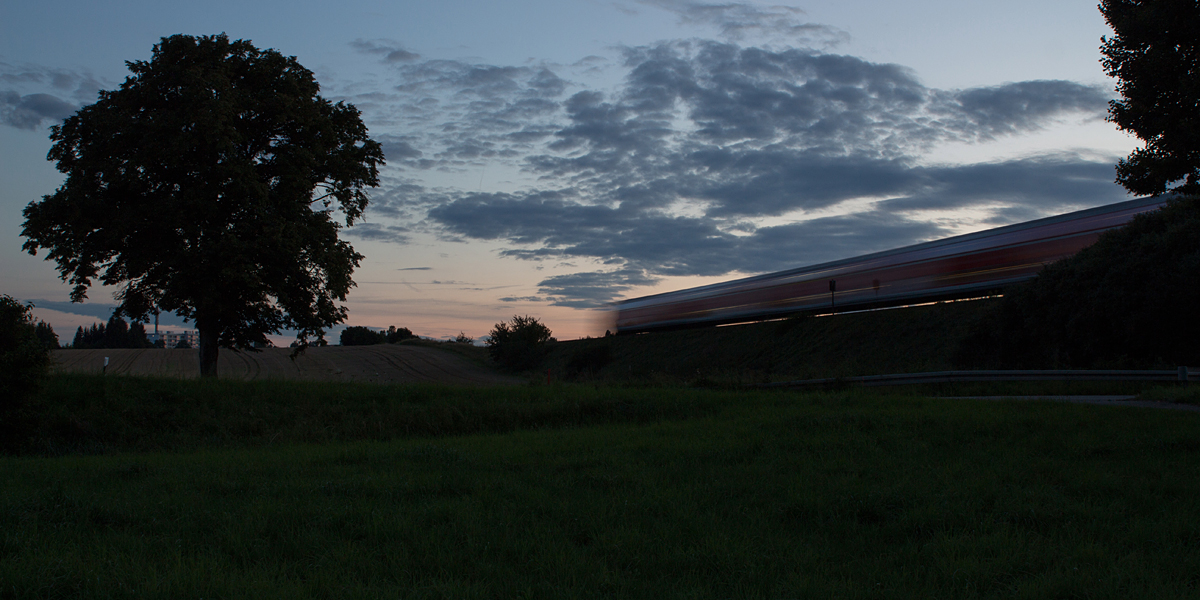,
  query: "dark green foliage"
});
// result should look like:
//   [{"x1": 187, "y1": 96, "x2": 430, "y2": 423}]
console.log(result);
[
  {"x1": 957, "y1": 196, "x2": 1200, "y2": 368},
  {"x1": 70, "y1": 314, "x2": 150, "y2": 349},
  {"x1": 386, "y1": 325, "x2": 415, "y2": 343},
  {"x1": 33, "y1": 320, "x2": 58, "y2": 349},
  {"x1": 20, "y1": 34, "x2": 384, "y2": 377},
  {"x1": 340, "y1": 325, "x2": 415, "y2": 346},
  {"x1": 0, "y1": 295, "x2": 51, "y2": 431},
  {"x1": 340, "y1": 326, "x2": 384, "y2": 346},
  {"x1": 1100, "y1": 0, "x2": 1200, "y2": 195},
  {"x1": 486, "y1": 315, "x2": 554, "y2": 371}
]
